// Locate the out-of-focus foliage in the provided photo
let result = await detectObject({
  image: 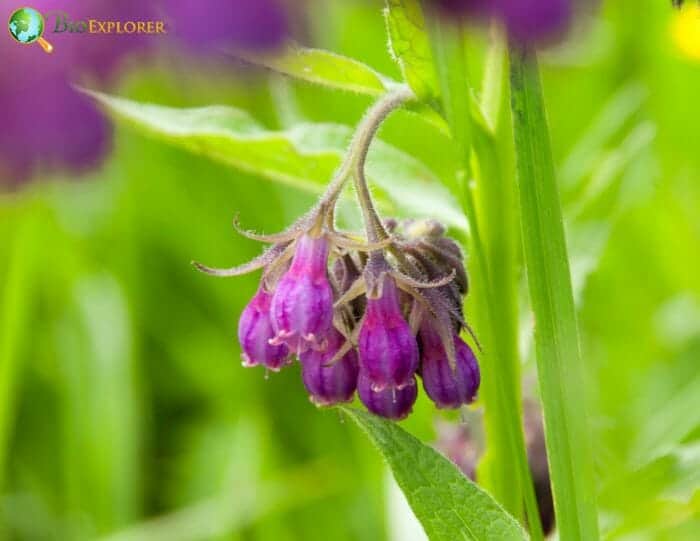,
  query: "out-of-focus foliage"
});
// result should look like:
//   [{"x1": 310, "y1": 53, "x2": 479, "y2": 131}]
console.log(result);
[{"x1": 1, "y1": 0, "x2": 699, "y2": 540}]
